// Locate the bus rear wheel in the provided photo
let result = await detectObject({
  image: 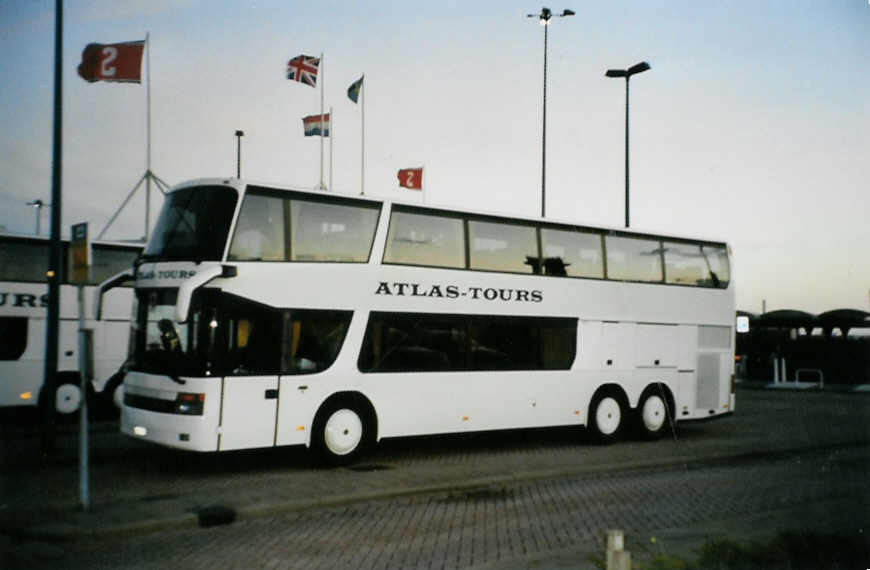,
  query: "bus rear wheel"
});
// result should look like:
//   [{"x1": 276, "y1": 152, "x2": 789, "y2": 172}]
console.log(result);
[
  {"x1": 588, "y1": 390, "x2": 626, "y2": 443},
  {"x1": 312, "y1": 400, "x2": 370, "y2": 466},
  {"x1": 635, "y1": 388, "x2": 672, "y2": 440}
]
